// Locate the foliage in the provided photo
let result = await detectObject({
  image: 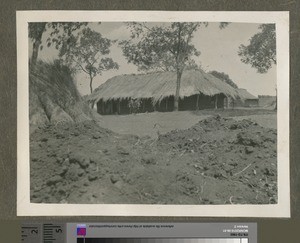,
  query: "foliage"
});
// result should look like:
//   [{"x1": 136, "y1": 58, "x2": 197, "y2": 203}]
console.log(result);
[
  {"x1": 209, "y1": 70, "x2": 238, "y2": 89},
  {"x1": 119, "y1": 22, "x2": 204, "y2": 72},
  {"x1": 28, "y1": 22, "x2": 88, "y2": 64},
  {"x1": 238, "y1": 24, "x2": 276, "y2": 73},
  {"x1": 28, "y1": 22, "x2": 47, "y2": 43},
  {"x1": 59, "y1": 27, "x2": 119, "y2": 93}
]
